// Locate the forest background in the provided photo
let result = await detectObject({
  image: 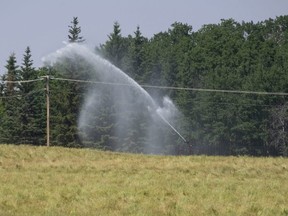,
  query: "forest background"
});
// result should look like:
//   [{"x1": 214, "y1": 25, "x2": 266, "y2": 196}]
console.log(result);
[{"x1": 1, "y1": 16, "x2": 288, "y2": 156}]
